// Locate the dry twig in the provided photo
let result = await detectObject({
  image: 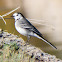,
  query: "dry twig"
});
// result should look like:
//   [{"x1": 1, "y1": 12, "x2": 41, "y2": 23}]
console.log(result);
[{"x1": 0, "y1": 6, "x2": 20, "y2": 24}]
